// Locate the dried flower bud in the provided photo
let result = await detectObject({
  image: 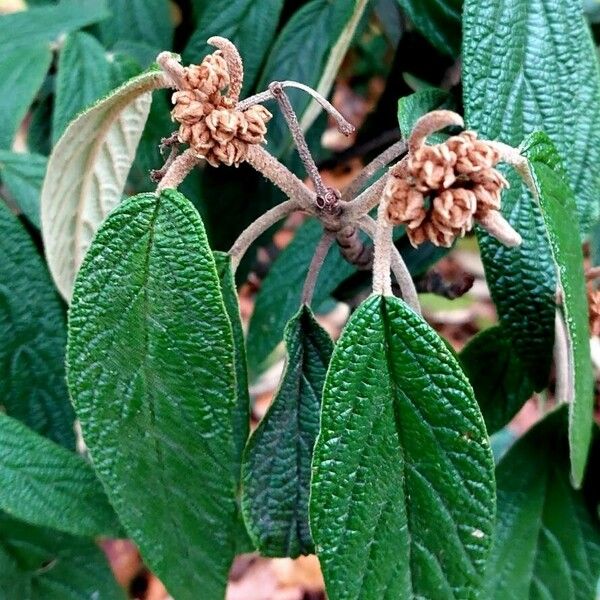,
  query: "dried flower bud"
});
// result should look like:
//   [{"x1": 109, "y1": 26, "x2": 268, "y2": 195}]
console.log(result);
[
  {"x1": 447, "y1": 131, "x2": 501, "y2": 175},
  {"x1": 384, "y1": 174, "x2": 426, "y2": 228},
  {"x1": 409, "y1": 144, "x2": 457, "y2": 192}
]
